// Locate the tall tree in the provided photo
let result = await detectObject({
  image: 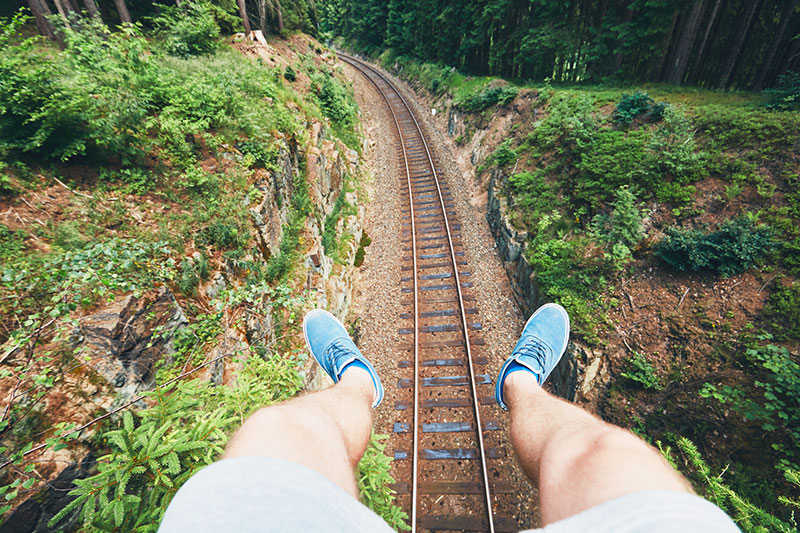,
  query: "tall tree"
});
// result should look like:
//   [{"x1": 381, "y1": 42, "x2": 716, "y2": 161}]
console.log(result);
[
  {"x1": 718, "y1": 0, "x2": 762, "y2": 88},
  {"x1": 689, "y1": 0, "x2": 723, "y2": 83},
  {"x1": 82, "y1": 0, "x2": 101, "y2": 19},
  {"x1": 52, "y1": 0, "x2": 73, "y2": 27},
  {"x1": 113, "y1": 0, "x2": 132, "y2": 23},
  {"x1": 667, "y1": 0, "x2": 706, "y2": 84},
  {"x1": 26, "y1": 0, "x2": 57, "y2": 40},
  {"x1": 275, "y1": 0, "x2": 284, "y2": 31},
  {"x1": 236, "y1": 0, "x2": 251, "y2": 32},
  {"x1": 754, "y1": 0, "x2": 799, "y2": 89}
]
